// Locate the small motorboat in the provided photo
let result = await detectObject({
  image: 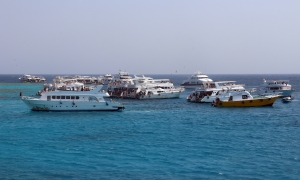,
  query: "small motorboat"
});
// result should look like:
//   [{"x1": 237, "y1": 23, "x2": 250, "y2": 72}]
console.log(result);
[{"x1": 282, "y1": 96, "x2": 292, "y2": 103}]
